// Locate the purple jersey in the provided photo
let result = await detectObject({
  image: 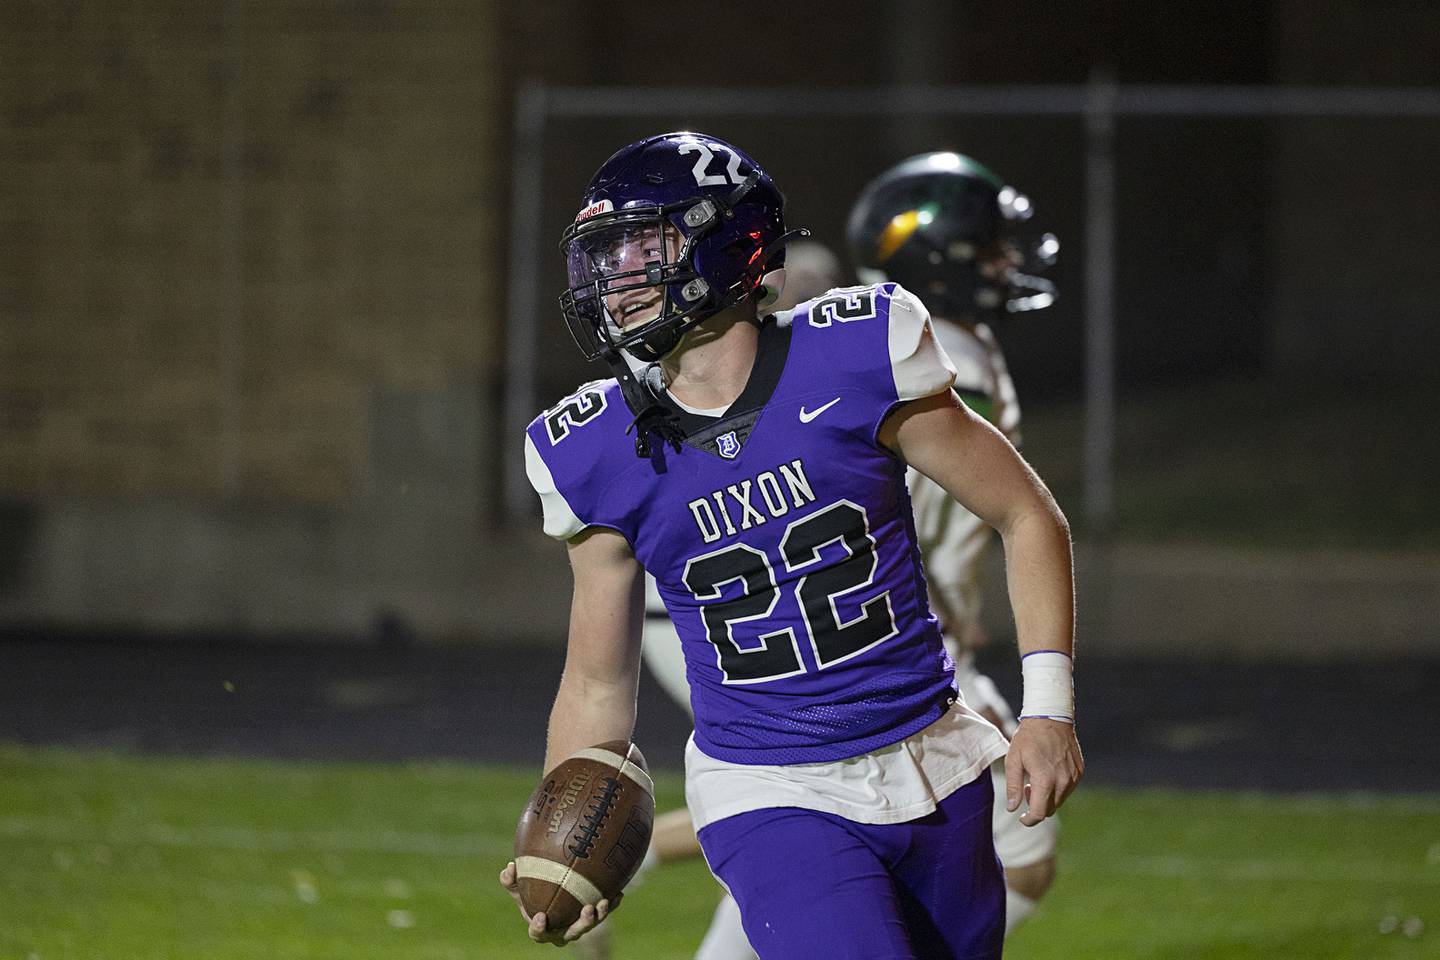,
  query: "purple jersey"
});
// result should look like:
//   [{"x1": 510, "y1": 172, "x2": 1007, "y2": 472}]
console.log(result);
[{"x1": 525, "y1": 283, "x2": 961, "y2": 764}]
